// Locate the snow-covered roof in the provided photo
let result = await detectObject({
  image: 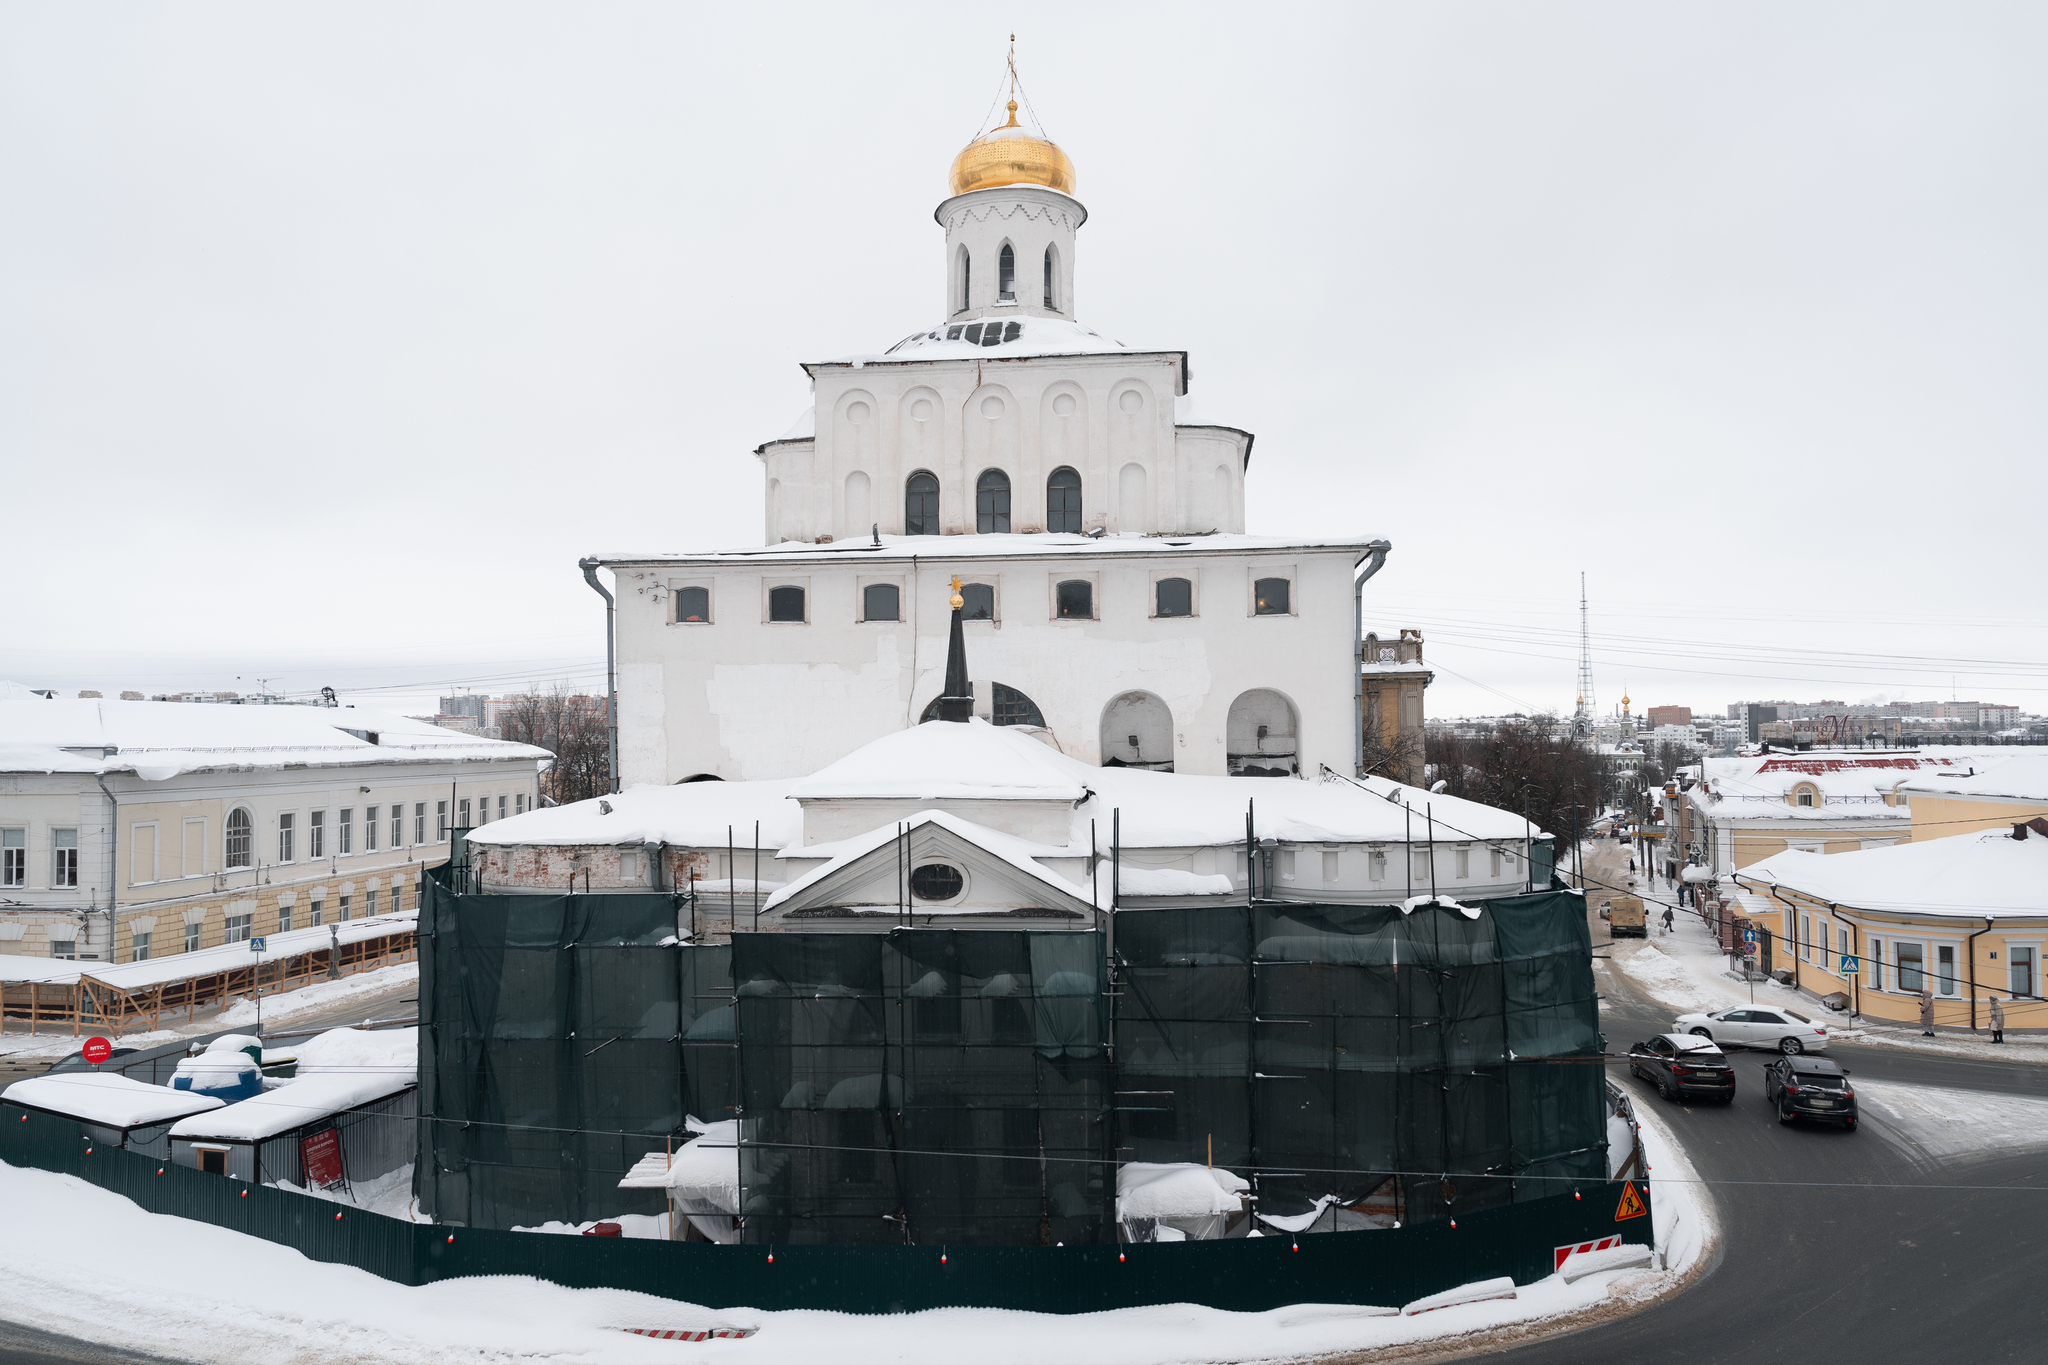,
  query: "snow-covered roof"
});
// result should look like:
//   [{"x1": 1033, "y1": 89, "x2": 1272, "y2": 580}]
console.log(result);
[
  {"x1": 2, "y1": 1072, "x2": 225, "y2": 1130},
  {"x1": 168, "y1": 1070, "x2": 415, "y2": 1143},
  {"x1": 1686, "y1": 751, "x2": 2027, "y2": 823},
  {"x1": 0, "y1": 912, "x2": 416, "y2": 988},
  {"x1": 290, "y1": 1026, "x2": 417, "y2": 1078},
  {"x1": 1738, "y1": 831, "x2": 2048, "y2": 920},
  {"x1": 791, "y1": 720, "x2": 1086, "y2": 802},
  {"x1": 617, "y1": 1119, "x2": 740, "y2": 1212},
  {"x1": 763, "y1": 809, "x2": 1098, "y2": 913},
  {"x1": 1898, "y1": 753, "x2": 2048, "y2": 804},
  {"x1": 819, "y1": 315, "x2": 1137, "y2": 369},
  {"x1": 0, "y1": 699, "x2": 550, "y2": 781},
  {"x1": 588, "y1": 531, "x2": 1383, "y2": 568},
  {"x1": 471, "y1": 718, "x2": 1548, "y2": 854}
]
